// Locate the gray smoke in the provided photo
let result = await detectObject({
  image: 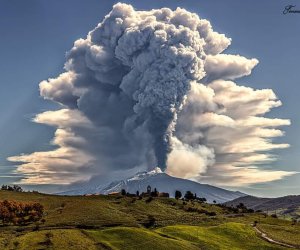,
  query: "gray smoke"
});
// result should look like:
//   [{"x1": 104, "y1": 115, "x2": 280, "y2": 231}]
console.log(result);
[{"x1": 40, "y1": 3, "x2": 222, "y2": 170}]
